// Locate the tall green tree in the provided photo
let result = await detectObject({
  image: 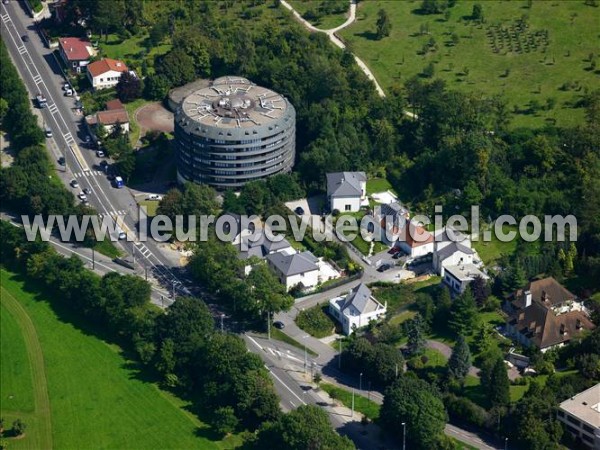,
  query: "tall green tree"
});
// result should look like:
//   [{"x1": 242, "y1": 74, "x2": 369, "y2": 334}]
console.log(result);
[
  {"x1": 376, "y1": 9, "x2": 392, "y2": 40},
  {"x1": 404, "y1": 313, "x2": 427, "y2": 356},
  {"x1": 448, "y1": 288, "x2": 478, "y2": 336},
  {"x1": 380, "y1": 377, "x2": 447, "y2": 450},
  {"x1": 448, "y1": 334, "x2": 472, "y2": 382},
  {"x1": 489, "y1": 357, "x2": 510, "y2": 408}
]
